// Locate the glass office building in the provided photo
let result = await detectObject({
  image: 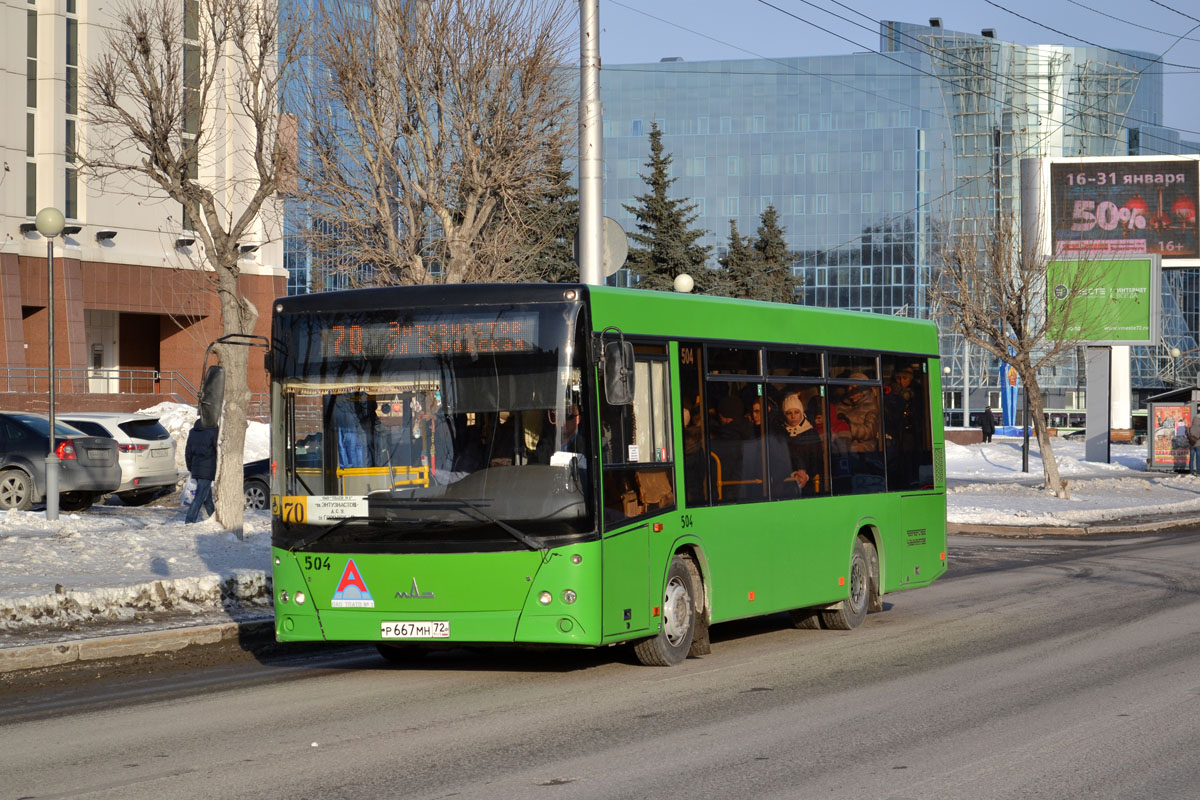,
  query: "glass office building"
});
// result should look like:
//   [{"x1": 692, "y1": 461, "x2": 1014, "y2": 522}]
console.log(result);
[
  {"x1": 600, "y1": 20, "x2": 1200, "y2": 415},
  {"x1": 600, "y1": 49, "x2": 947, "y2": 319}
]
